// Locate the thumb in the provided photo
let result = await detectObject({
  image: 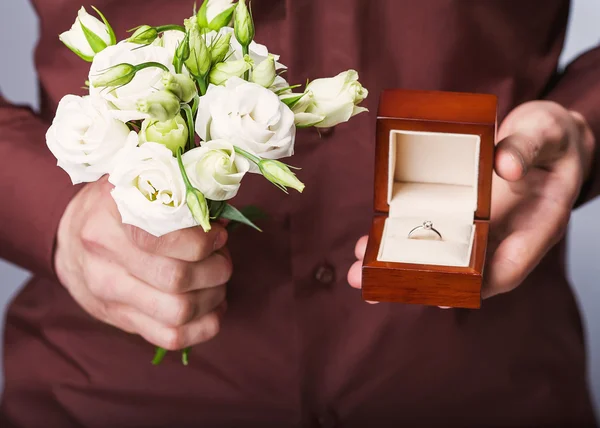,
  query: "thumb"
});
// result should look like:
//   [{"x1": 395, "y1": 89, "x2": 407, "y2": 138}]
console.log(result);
[{"x1": 495, "y1": 102, "x2": 570, "y2": 182}]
